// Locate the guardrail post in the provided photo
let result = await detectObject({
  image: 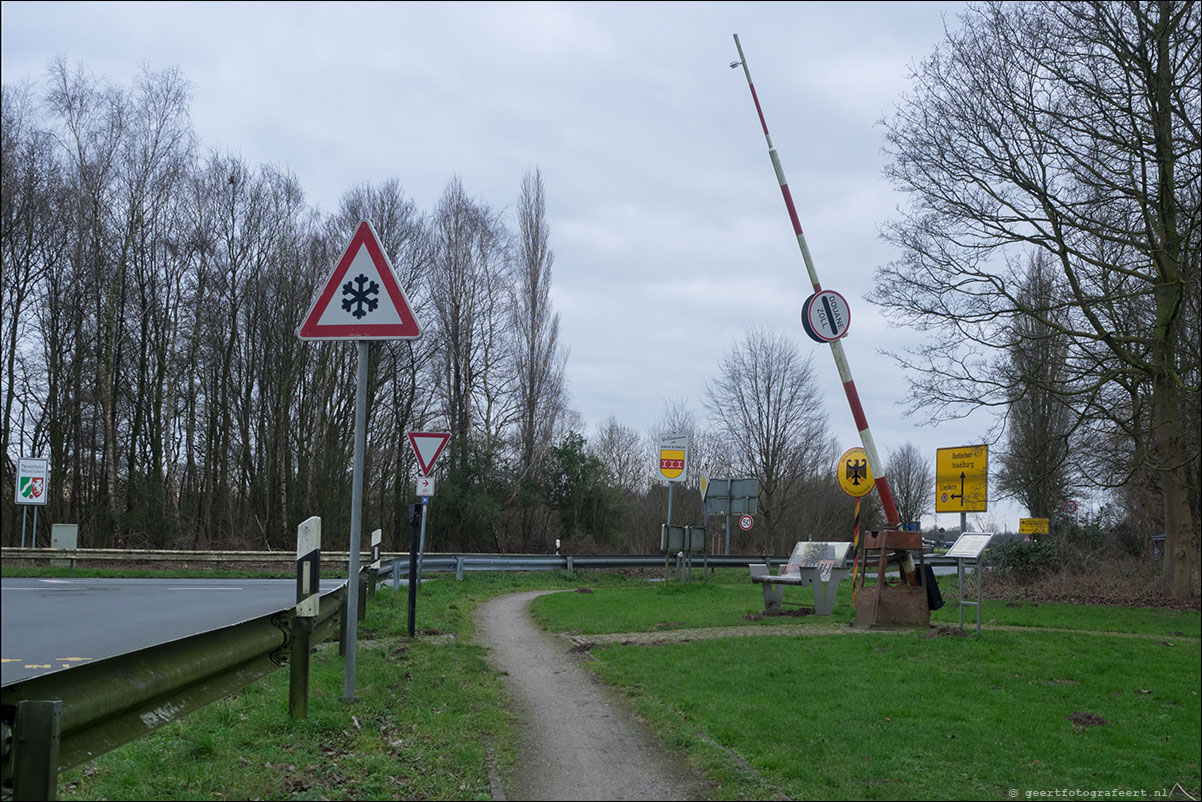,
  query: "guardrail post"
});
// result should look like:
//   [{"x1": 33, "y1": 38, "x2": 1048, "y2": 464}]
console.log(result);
[
  {"x1": 566, "y1": 555, "x2": 574, "y2": 574},
  {"x1": 288, "y1": 615, "x2": 313, "y2": 719},
  {"x1": 11, "y1": 699, "x2": 62, "y2": 801},
  {"x1": 455, "y1": 556, "x2": 464, "y2": 581}
]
